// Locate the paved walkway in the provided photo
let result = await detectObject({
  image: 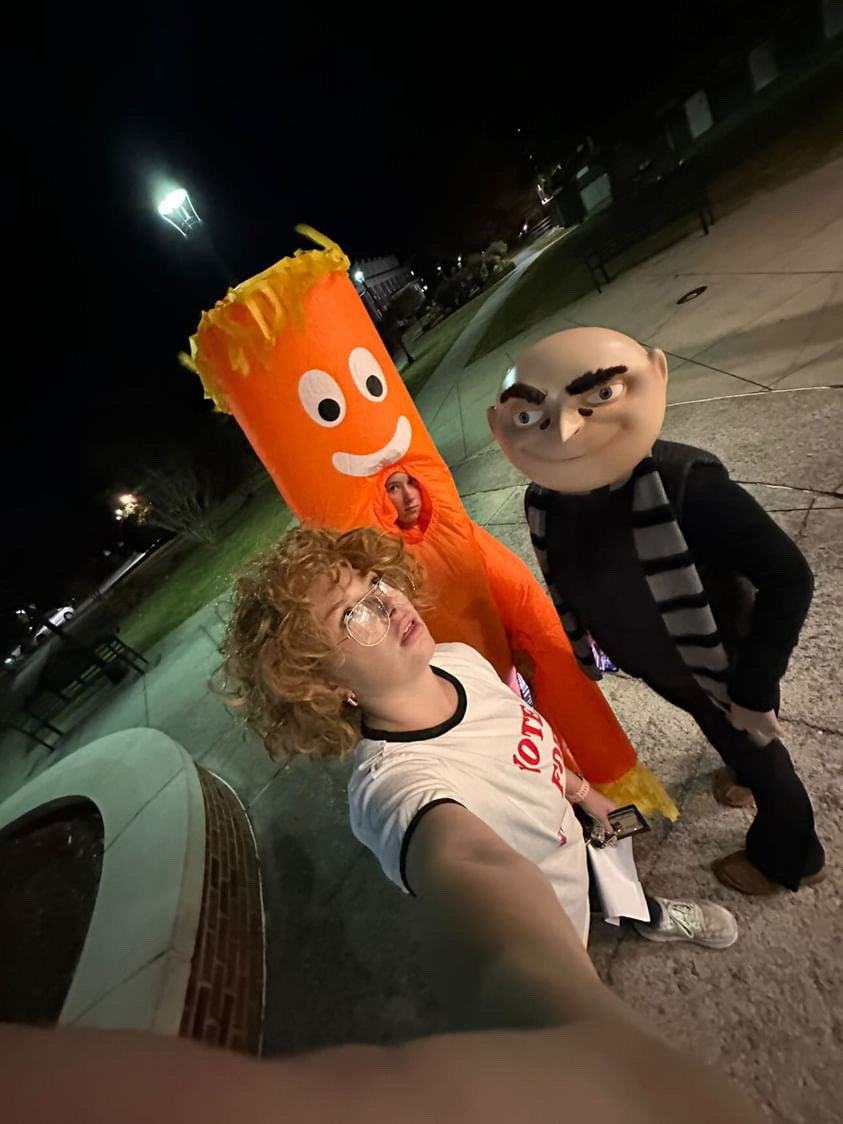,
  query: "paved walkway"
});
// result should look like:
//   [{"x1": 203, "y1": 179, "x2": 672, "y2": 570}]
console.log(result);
[{"x1": 1, "y1": 157, "x2": 841, "y2": 1122}]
